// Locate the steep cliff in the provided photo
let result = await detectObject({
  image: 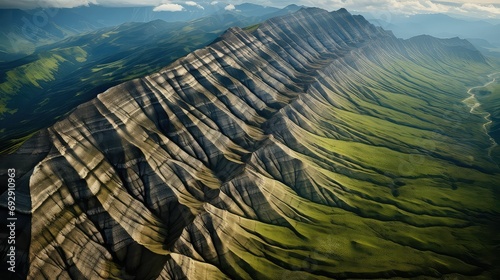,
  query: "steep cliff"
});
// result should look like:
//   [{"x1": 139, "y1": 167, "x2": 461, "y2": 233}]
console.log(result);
[{"x1": 1, "y1": 7, "x2": 499, "y2": 279}]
